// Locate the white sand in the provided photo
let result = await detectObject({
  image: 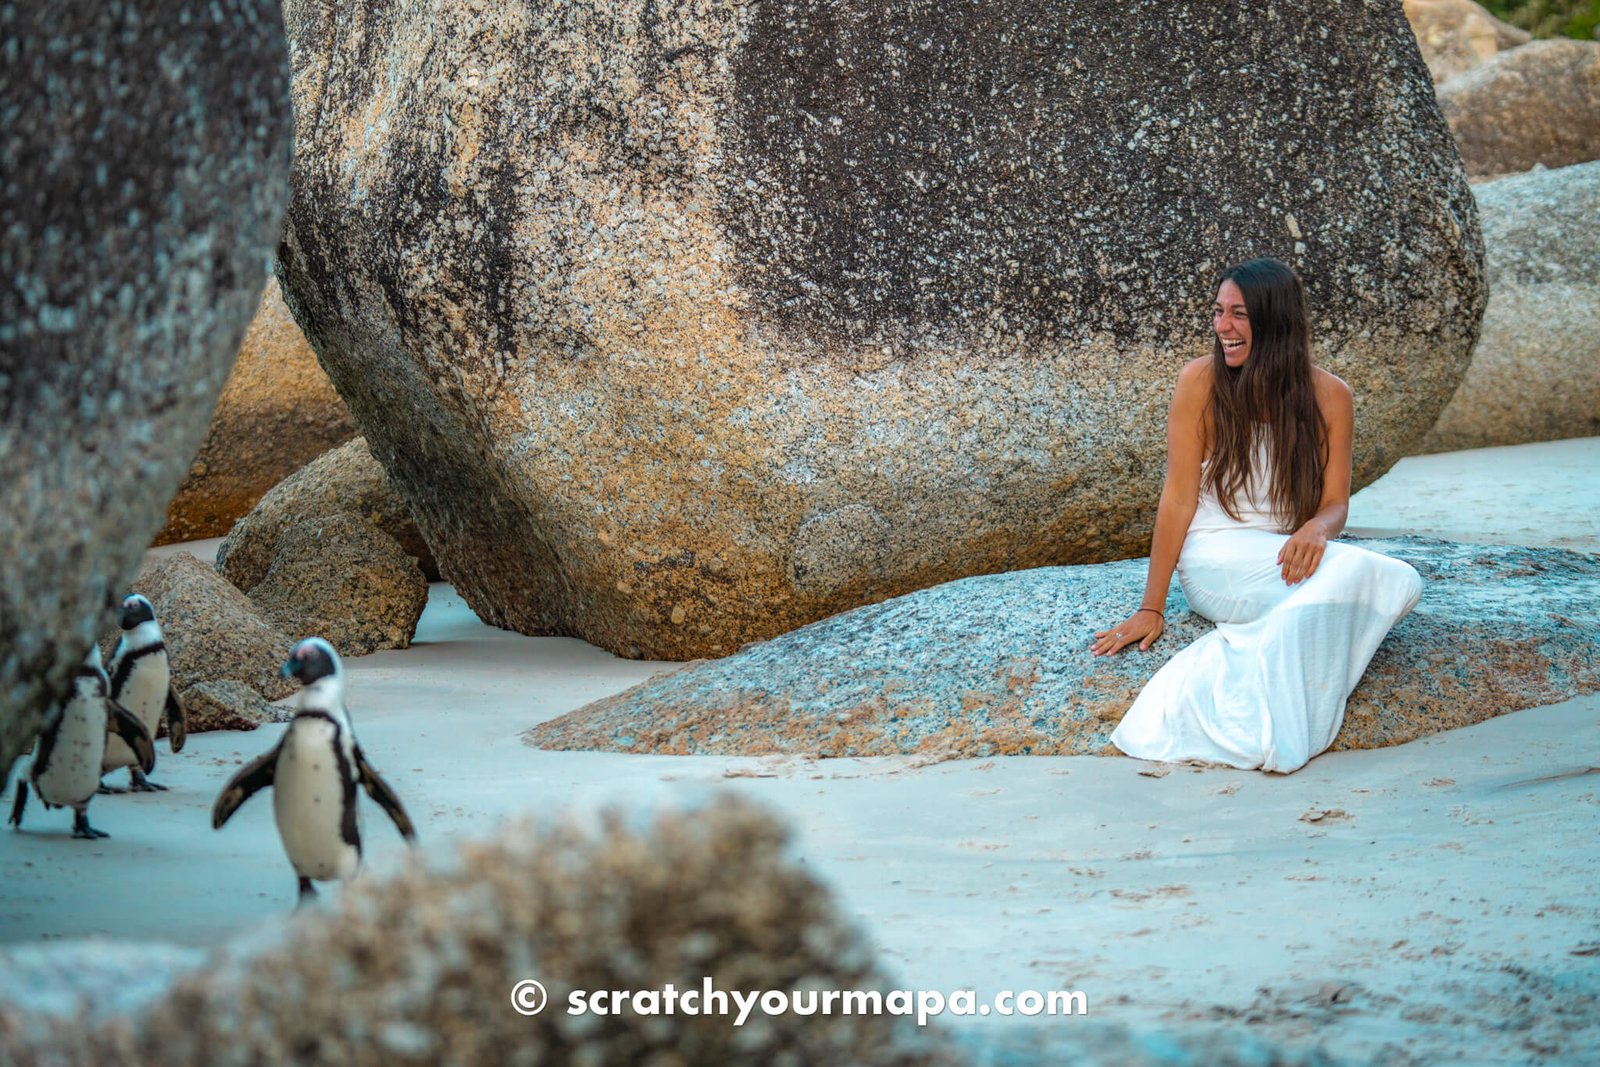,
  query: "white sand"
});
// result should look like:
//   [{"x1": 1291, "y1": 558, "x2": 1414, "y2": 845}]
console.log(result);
[{"x1": 4, "y1": 437, "x2": 1599, "y2": 1063}]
